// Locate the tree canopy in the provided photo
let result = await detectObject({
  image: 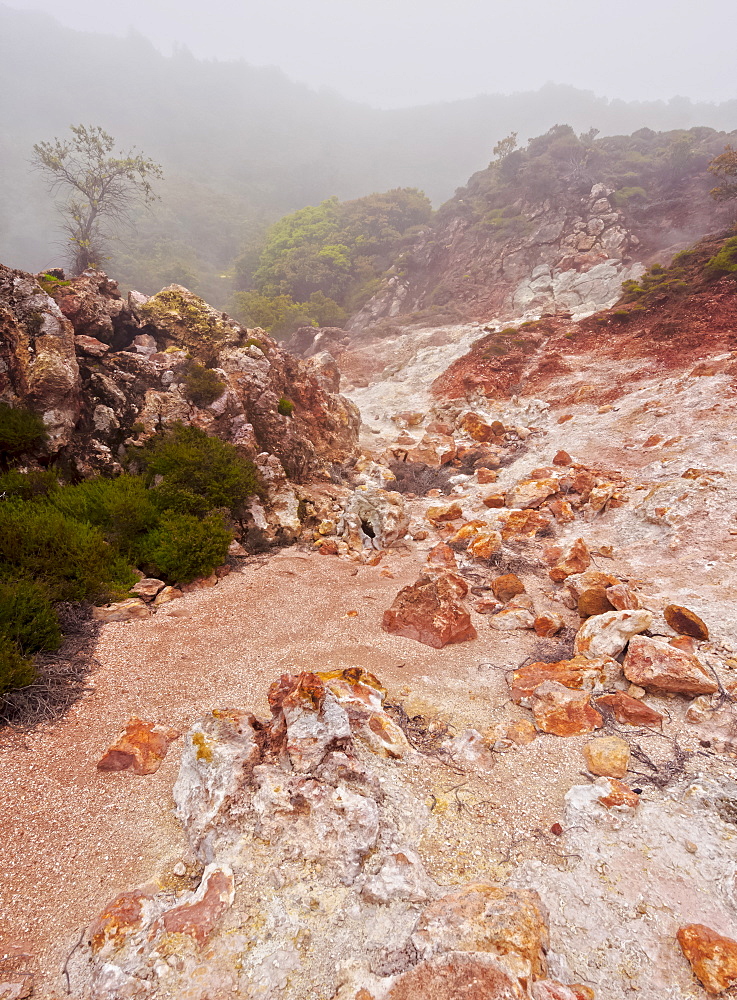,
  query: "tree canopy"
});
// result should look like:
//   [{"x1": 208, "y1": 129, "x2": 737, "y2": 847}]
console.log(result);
[{"x1": 709, "y1": 145, "x2": 737, "y2": 203}]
